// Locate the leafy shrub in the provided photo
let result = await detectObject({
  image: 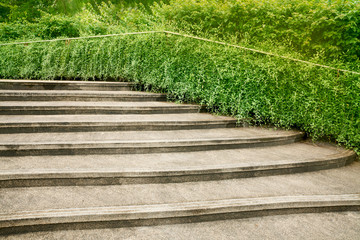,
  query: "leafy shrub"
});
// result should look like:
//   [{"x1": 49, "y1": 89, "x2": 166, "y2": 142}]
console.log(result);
[
  {"x1": 78, "y1": 2, "x2": 156, "y2": 32},
  {"x1": 0, "y1": 34, "x2": 358, "y2": 153},
  {"x1": 153, "y1": 0, "x2": 360, "y2": 60},
  {"x1": 0, "y1": 2, "x2": 11, "y2": 22},
  {"x1": 36, "y1": 14, "x2": 80, "y2": 39},
  {"x1": 0, "y1": 22, "x2": 36, "y2": 41},
  {"x1": 0, "y1": 14, "x2": 82, "y2": 42},
  {"x1": 0, "y1": 0, "x2": 359, "y2": 154},
  {"x1": 0, "y1": 2, "x2": 157, "y2": 42}
]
